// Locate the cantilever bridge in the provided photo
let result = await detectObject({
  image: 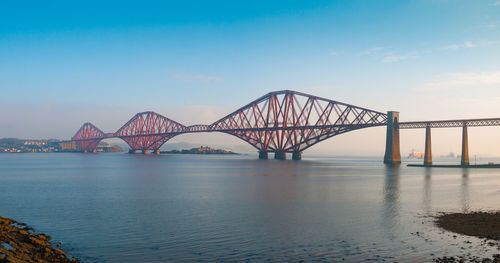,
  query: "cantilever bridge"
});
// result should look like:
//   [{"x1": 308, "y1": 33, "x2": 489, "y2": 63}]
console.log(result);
[
  {"x1": 72, "y1": 90, "x2": 388, "y2": 160},
  {"x1": 71, "y1": 90, "x2": 500, "y2": 163}
]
